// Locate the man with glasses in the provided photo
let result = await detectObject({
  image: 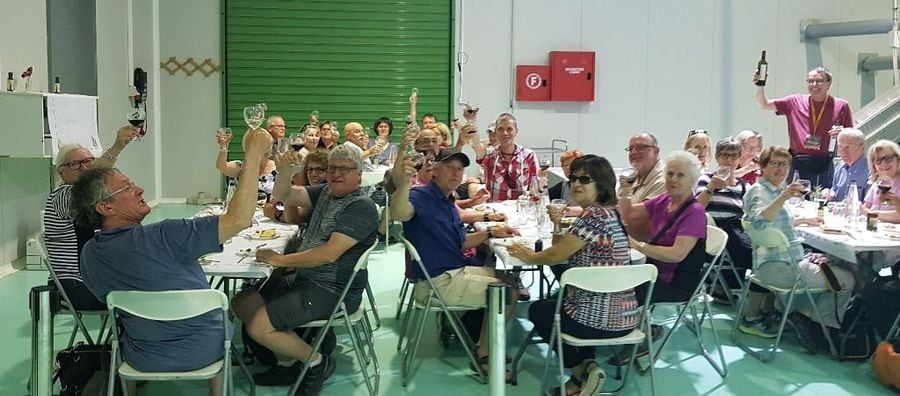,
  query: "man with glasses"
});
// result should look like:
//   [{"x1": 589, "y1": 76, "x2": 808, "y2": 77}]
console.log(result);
[
  {"x1": 824, "y1": 128, "x2": 869, "y2": 202},
  {"x1": 754, "y1": 67, "x2": 854, "y2": 188},
  {"x1": 343, "y1": 121, "x2": 383, "y2": 171},
  {"x1": 69, "y1": 128, "x2": 273, "y2": 395},
  {"x1": 267, "y1": 115, "x2": 287, "y2": 159},
  {"x1": 620, "y1": 133, "x2": 666, "y2": 203},
  {"x1": 234, "y1": 145, "x2": 378, "y2": 392}
]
